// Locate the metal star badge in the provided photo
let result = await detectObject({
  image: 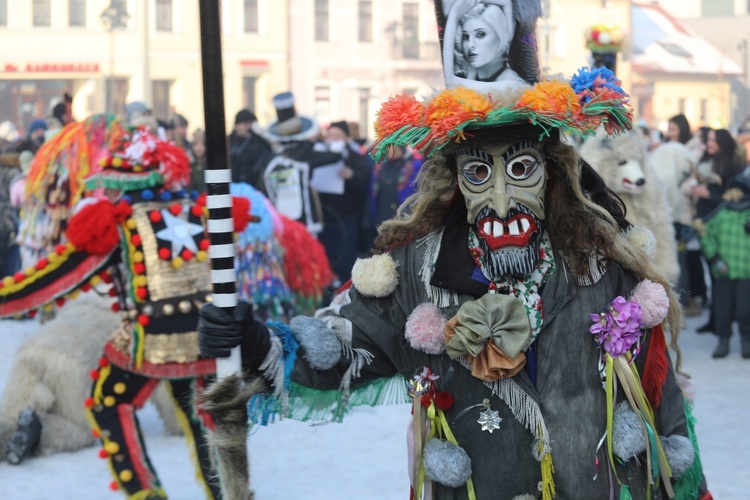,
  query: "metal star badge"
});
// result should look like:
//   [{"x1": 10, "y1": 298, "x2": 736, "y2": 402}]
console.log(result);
[{"x1": 477, "y1": 408, "x2": 502, "y2": 433}]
